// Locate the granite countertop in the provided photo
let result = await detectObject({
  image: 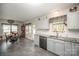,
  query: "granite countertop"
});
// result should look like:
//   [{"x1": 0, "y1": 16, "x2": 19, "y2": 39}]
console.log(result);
[
  {"x1": 35, "y1": 33, "x2": 79, "y2": 44},
  {"x1": 49, "y1": 36, "x2": 79, "y2": 44}
]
